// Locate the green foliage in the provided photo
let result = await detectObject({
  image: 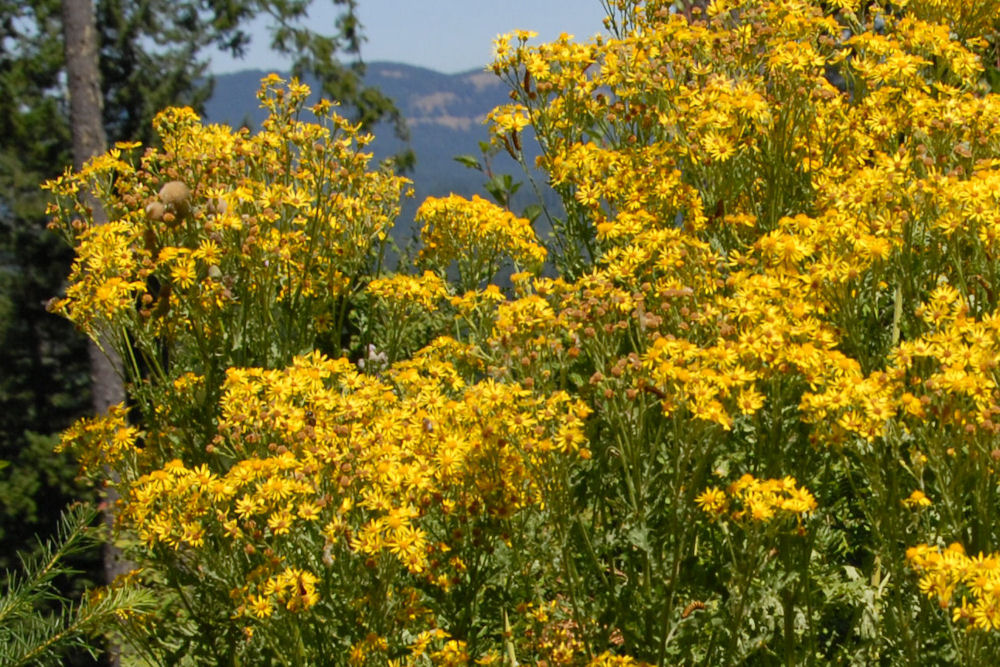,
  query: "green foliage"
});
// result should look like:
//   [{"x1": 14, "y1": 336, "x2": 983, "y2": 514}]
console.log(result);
[
  {"x1": 0, "y1": 434, "x2": 88, "y2": 573},
  {"x1": 0, "y1": 141, "x2": 92, "y2": 572},
  {"x1": 0, "y1": 504, "x2": 155, "y2": 667}
]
